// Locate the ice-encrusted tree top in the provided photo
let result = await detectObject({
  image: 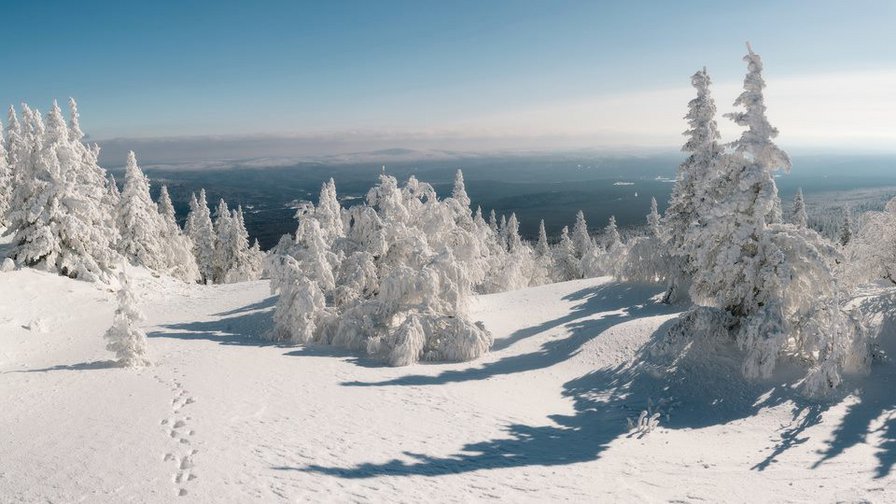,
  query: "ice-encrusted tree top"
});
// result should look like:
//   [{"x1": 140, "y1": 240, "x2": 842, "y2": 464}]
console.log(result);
[{"x1": 724, "y1": 43, "x2": 791, "y2": 172}]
